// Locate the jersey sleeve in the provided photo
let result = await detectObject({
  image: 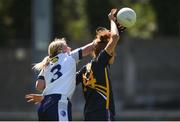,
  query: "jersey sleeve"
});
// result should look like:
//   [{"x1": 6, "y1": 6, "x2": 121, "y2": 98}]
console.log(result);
[
  {"x1": 70, "y1": 48, "x2": 82, "y2": 63},
  {"x1": 96, "y1": 50, "x2": 112, "y2": 67},
  {"x1": 37, "y1": 69, "x2": 45, "y2": 80},
  {"x1": 76, "y1": 65, "x2": 86, "y2": 85}
]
